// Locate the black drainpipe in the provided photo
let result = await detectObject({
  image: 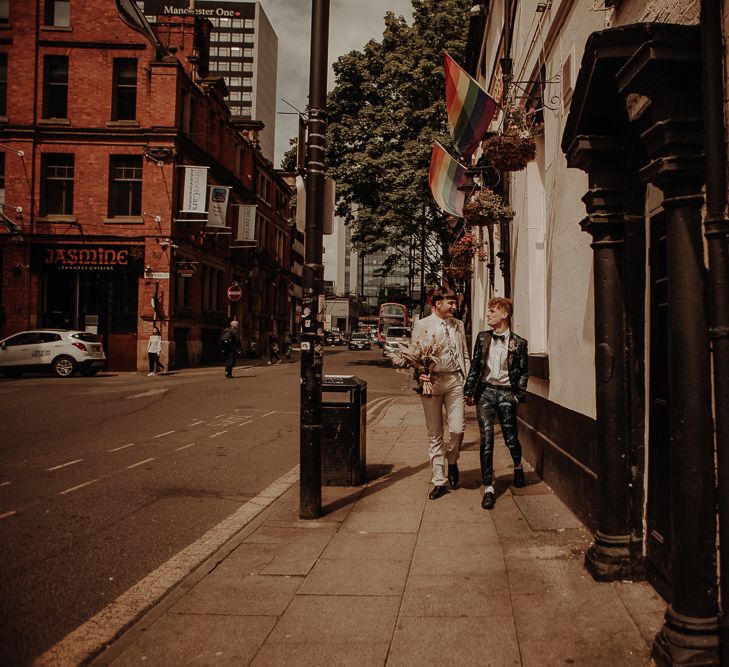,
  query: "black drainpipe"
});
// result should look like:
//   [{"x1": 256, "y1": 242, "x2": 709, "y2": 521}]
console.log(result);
[{"x1": 700, "y1": 0, "x2": 729, "y2": 660}]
